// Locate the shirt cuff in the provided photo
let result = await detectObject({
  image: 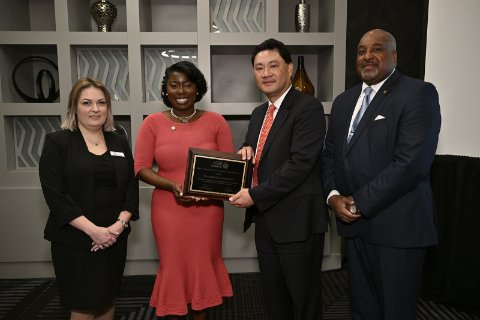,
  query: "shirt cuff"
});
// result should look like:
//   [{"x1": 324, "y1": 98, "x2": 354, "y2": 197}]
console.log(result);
[{"x1": 326, "y1": 190, "x2": 340, "y2": 205}]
